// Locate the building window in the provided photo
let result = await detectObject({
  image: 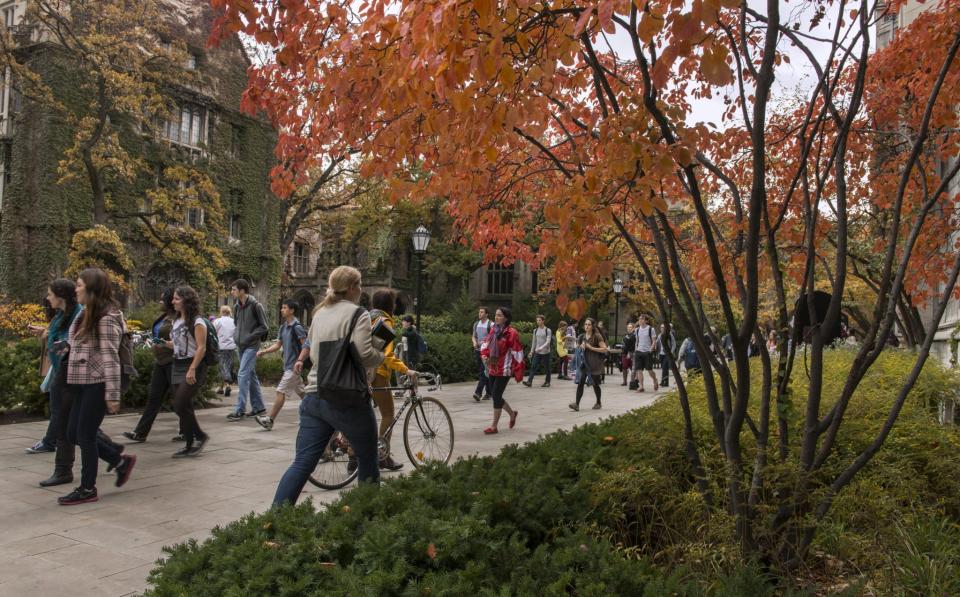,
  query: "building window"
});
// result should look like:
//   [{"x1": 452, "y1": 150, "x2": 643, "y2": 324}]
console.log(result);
[
  {"x1": 531, "y1": 270, "x2": 538, "y2": 295},
  {"x1": 1, "y1": 2, "x2": 17, "y2": 30},
  {"x1": 229, "y1": 124, "x2": 243, "y2": 158},
  {"x1": 162, "y1": 103, "x2": 206, "y2": 148},
  {"x1": 293, "y1": 242, "x2": 310, "y2": 275},
  {"x1": 486, "y1": 263, "x2": 514, "y2": 295},
  {"x1": 186, "y1": 207, "x2": 203, "y2": 228},
  {"x1": 229, "y1": 213, "x2": 241, "y2": 241},
  {"x1": 184, "y1": 53, "x2": 198, "y2": 70}
]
